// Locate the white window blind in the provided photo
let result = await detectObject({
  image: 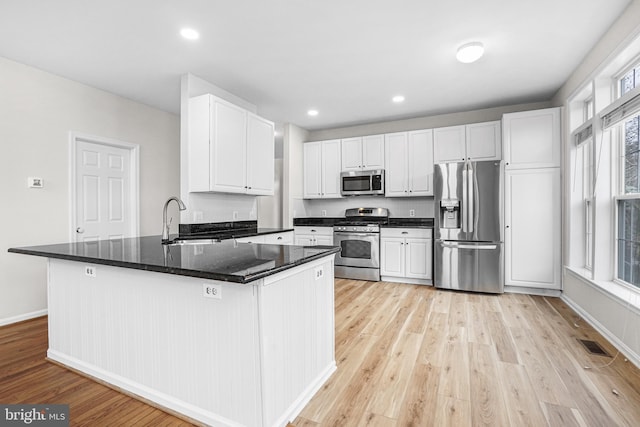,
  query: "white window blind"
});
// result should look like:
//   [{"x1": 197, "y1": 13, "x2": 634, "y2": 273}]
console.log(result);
[
  {"x1": 572, "y1": 121, "x2": 593, "y2": 146},
  {"x1": 601, "y1": 85, "x2": 640, "y2": 129}
]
